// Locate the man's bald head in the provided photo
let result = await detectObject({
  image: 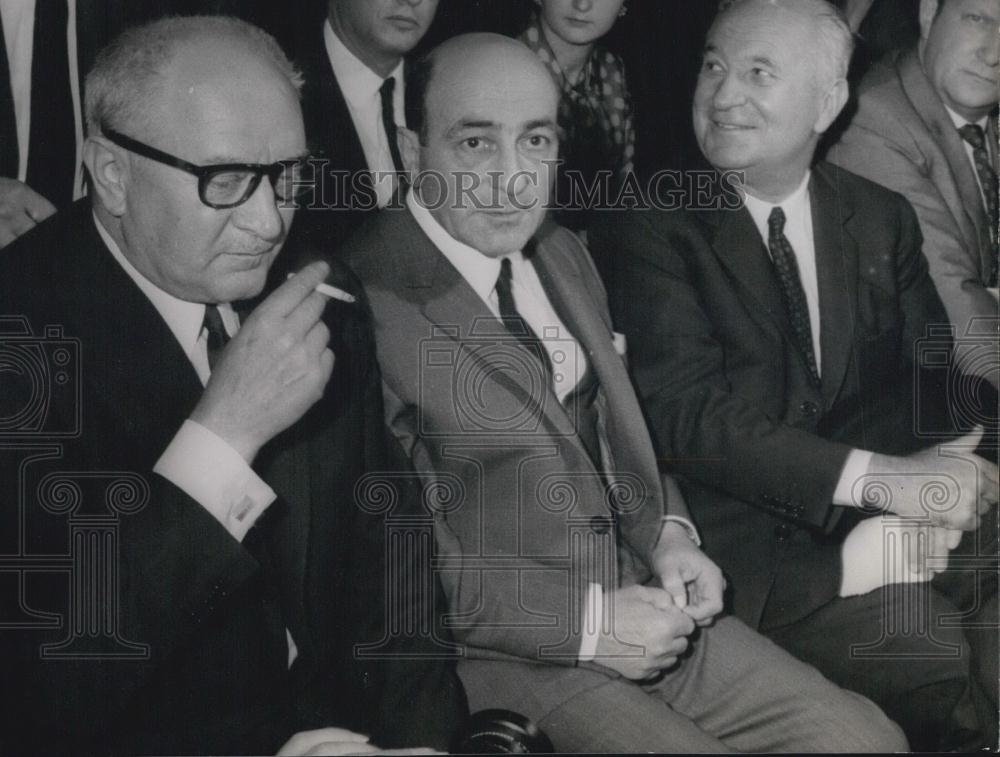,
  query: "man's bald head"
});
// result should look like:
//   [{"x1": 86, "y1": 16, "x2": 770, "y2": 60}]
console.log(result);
[
  {"x1": 85, "y1": 16, "x2": 302, "y2": 143},
  {"x1": 405, "y1": 33, "x2": 559, "y2": 142}
]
